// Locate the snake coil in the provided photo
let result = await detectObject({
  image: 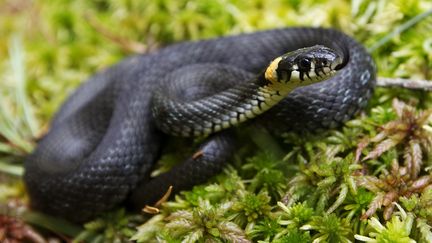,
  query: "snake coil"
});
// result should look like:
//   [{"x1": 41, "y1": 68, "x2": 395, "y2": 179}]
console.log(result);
[{"x1": 24, "y1": 27, "x2": 376, "y2": 222}]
